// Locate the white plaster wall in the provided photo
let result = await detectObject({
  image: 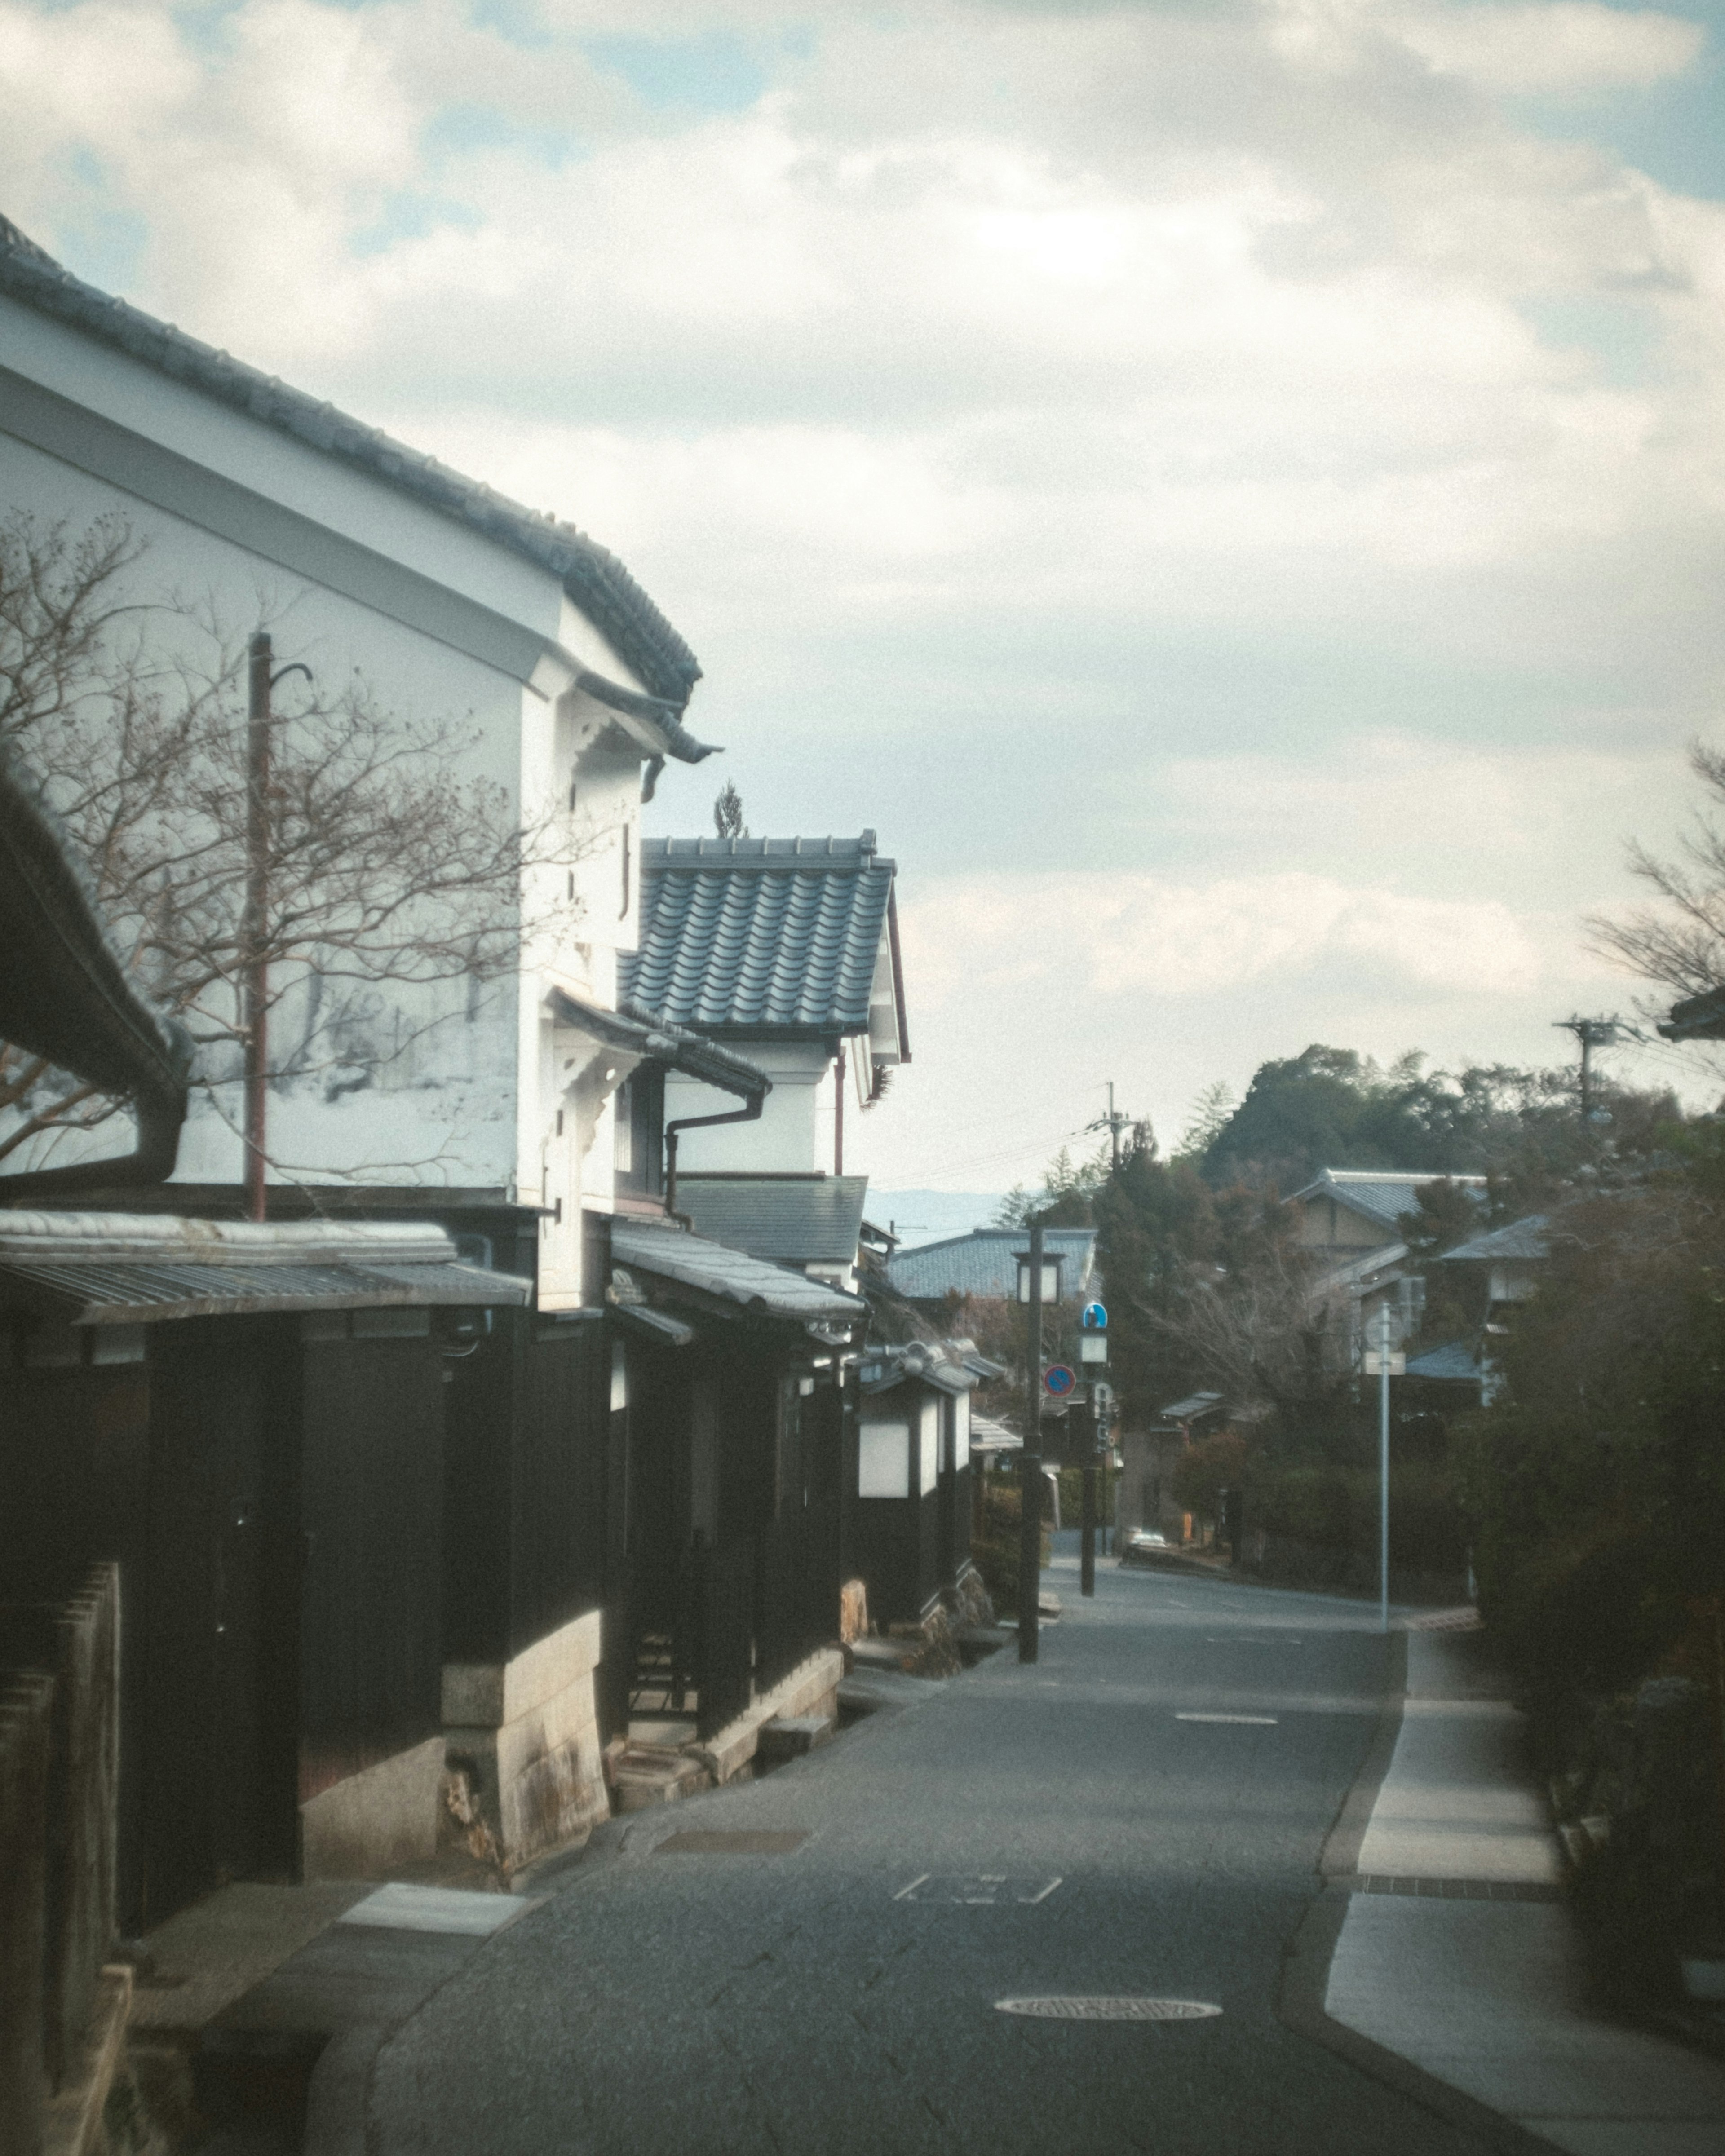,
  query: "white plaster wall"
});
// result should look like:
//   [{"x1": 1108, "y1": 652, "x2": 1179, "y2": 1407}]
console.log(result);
[
  {"x1": 0, "y1": 297, "x2": 694, "y2": 1223},
  {"x1": 2, "y1": 294, "x2": 566, "y2": 649},
  {"x1": 0, "y1": 421, "x2": 537, "y2": 1188},
  {"x1": 666, "y1": 1042, "x2": 835, "y2": 1174}
]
